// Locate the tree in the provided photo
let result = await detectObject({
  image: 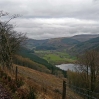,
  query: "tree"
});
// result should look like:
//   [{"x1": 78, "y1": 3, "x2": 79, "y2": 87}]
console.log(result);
[
  {"x1": 0, "y1": 11, "x2": 26, "y2": 70},
  {"x1": 77, "y1": 50, "x2": 99, "y2": 92}
]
